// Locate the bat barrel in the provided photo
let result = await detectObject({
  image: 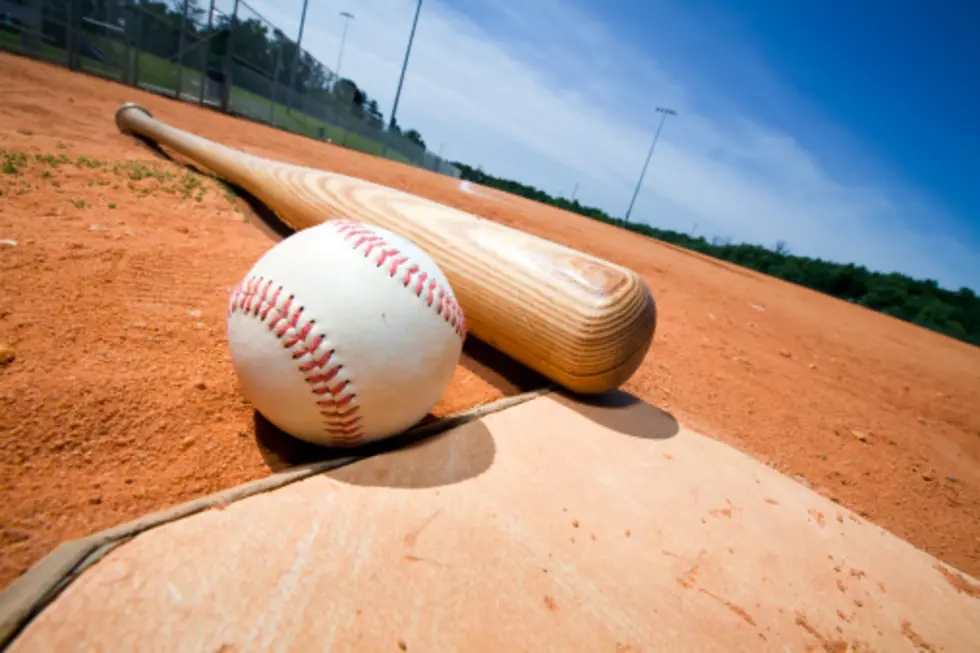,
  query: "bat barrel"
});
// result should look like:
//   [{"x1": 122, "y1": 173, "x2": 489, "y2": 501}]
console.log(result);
[{"x1": 114, "y1": 103, "x2": 657, "y2": 394}]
